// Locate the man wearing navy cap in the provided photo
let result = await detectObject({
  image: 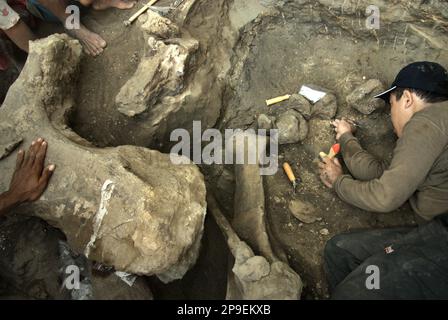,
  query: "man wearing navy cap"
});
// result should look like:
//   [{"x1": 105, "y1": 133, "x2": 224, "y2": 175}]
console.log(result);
[{"x1": 318, "y1": 61, "x2": 448, "y2": 299}]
